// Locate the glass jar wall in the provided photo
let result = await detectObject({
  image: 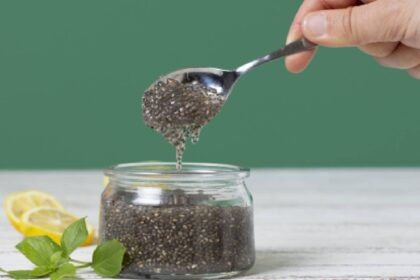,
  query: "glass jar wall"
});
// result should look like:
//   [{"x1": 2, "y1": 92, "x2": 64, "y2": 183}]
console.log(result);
[{"x1": 100, "y1": 162, "x2": 255, "y2": 279}]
